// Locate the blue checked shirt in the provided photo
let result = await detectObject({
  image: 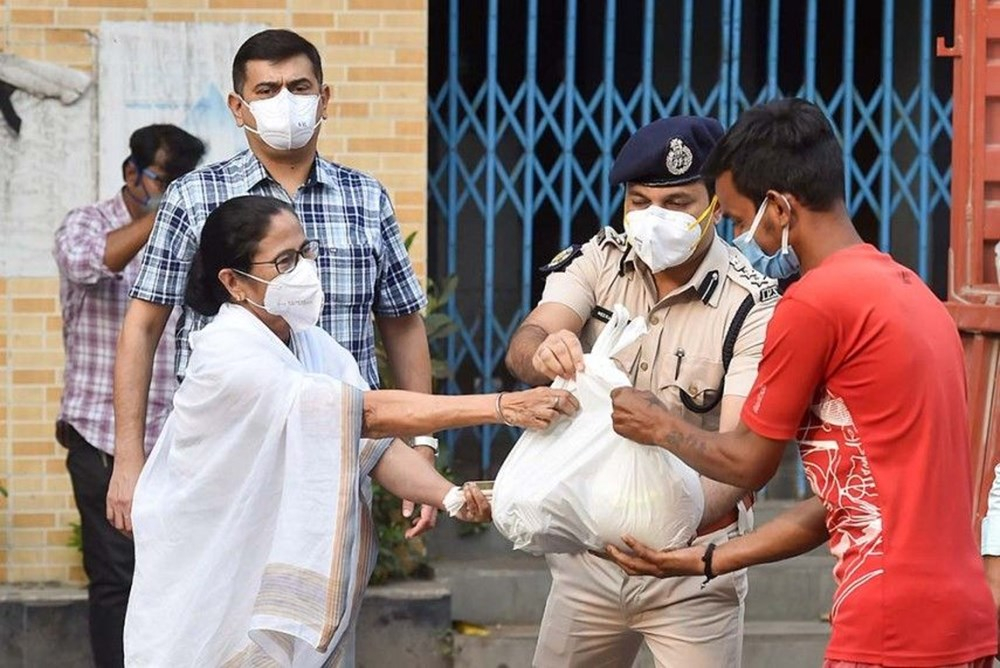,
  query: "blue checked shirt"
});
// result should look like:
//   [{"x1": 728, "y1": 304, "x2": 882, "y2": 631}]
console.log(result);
[{"x1": 130, "y1": 149, "x2": 427, "y2": 387}]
